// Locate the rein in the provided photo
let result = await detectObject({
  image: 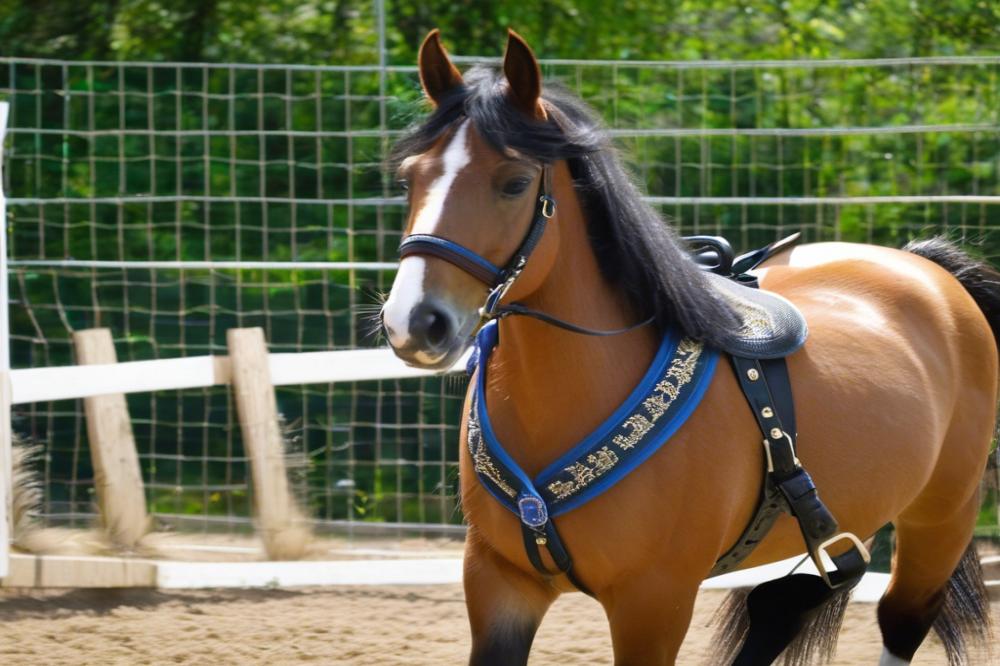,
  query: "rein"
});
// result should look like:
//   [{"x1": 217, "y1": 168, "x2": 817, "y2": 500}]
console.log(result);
[
  {"x1": 397, "y1": 163, "x2": 653, "y2": 338},
  {"x1": 491, "y1": 304, "x2": 654, "y2": 337}
]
